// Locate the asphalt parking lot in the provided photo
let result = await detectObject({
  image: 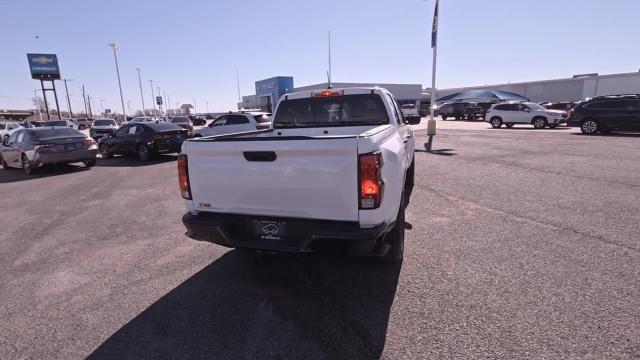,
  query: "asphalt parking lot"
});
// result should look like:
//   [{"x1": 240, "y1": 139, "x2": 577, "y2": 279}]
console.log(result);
[{"x1": 1, "y1": 121, "x2": 639, "y2": 359}]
